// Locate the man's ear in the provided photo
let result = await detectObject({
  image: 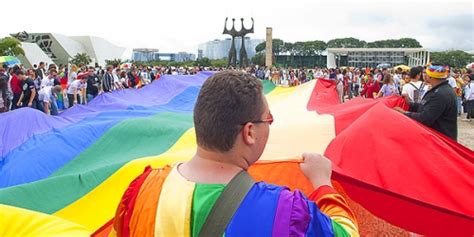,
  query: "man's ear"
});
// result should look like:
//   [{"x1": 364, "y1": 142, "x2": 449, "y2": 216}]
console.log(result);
[{"x1": 241, "y1": 123, "x2": 256, "y2": 146}]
